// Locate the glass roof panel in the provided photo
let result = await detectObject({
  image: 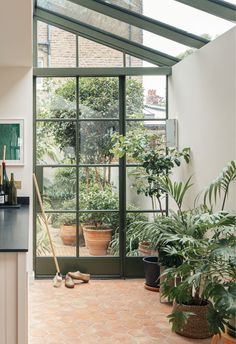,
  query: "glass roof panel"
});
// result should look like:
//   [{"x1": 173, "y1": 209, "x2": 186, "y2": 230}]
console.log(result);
[
  {"x1": 222, "y1": 0, "x2": 236, "y2": 4},
  {"x1": 105, "y1": 0, "x2": 235, "y2": 39},
  {"x1": 37, "y1": 0, "x2": 191, "y2": 58}
]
